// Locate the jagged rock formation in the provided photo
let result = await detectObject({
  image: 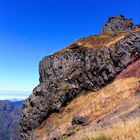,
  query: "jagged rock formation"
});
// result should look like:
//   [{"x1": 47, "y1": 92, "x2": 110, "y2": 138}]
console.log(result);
[
  {"x1": 32, "y1": 66, "x2": 140, "y2": 140},
  {"x1": 101, "y1": 15, "x2": 134, "y2": 33},
  {"x1": 19, "y1": 16, "x2": 140, "y2": 140}
]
